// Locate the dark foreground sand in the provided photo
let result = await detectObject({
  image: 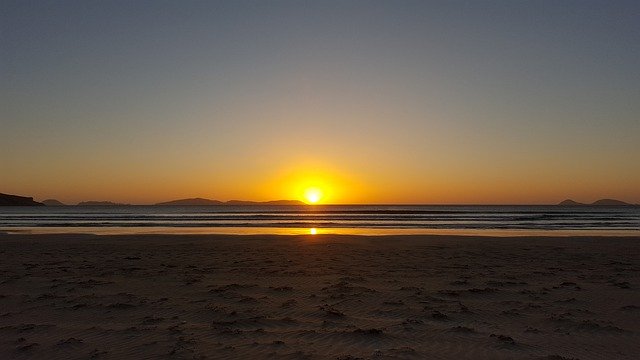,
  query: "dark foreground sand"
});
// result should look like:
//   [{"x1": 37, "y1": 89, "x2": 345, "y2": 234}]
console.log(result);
[{"x1": 0, "y1": 233, "x2": 639, "y2": 360}]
